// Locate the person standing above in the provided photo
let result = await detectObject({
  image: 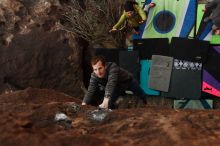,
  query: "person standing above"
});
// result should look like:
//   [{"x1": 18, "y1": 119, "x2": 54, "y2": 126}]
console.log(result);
[
  {"x1": 82, "y1": 55, "x2": 147, "y2": 109},
  {"x1": 109, "y1": 0, "x2": 155, "y2": 35},
  {"x1": 204, "y1": 0, "x2": 220, "y2": 34}
]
